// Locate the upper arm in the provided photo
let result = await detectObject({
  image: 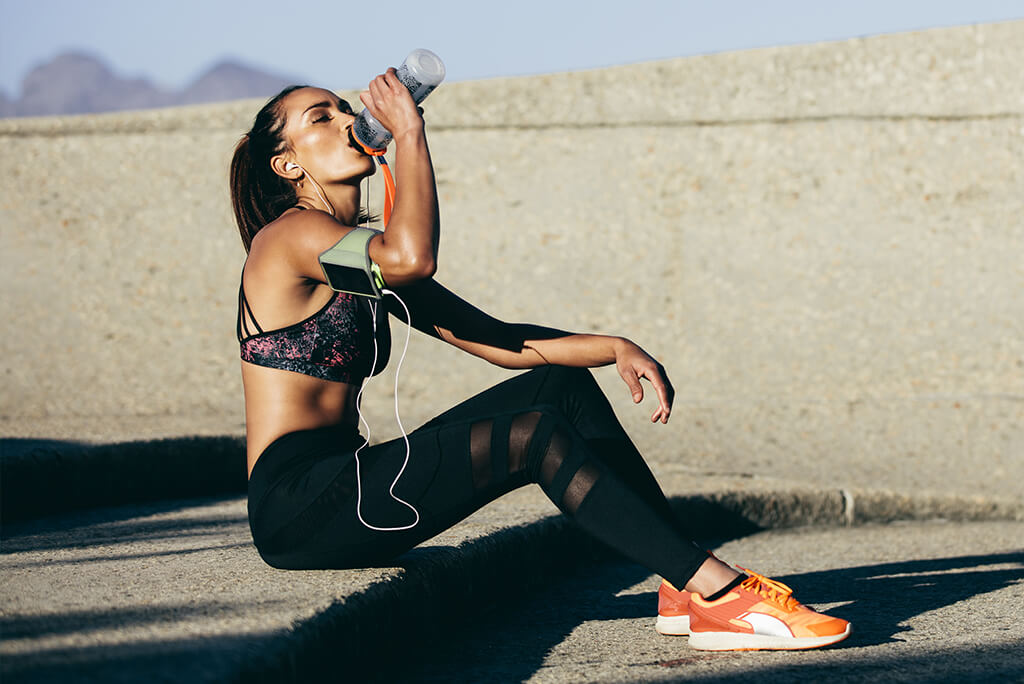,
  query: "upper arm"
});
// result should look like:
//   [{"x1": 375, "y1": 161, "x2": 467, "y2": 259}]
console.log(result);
[{"x1": 272, "y1": 210, "x2": 434, "y2": 286}]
